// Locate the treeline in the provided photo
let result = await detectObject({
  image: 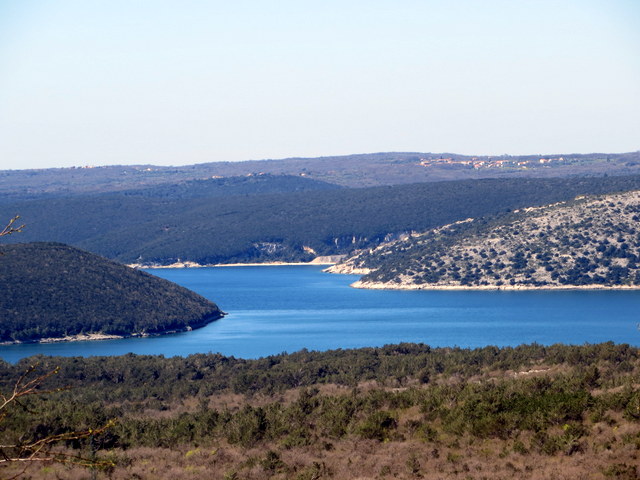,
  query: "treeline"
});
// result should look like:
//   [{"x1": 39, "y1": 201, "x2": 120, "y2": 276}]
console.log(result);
[
  {"x1": 0, "y1": 243, "x2": 223, "y2": 342},
  {"x1": 4, "y1": 175, "x2": 640, "y2": 265},
  {"x1": 3, "y1": 342, "x2": 636, "y2": 401},
  {"x1": 0, "y1": 343, "x2": 639, "y2": 479}
]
